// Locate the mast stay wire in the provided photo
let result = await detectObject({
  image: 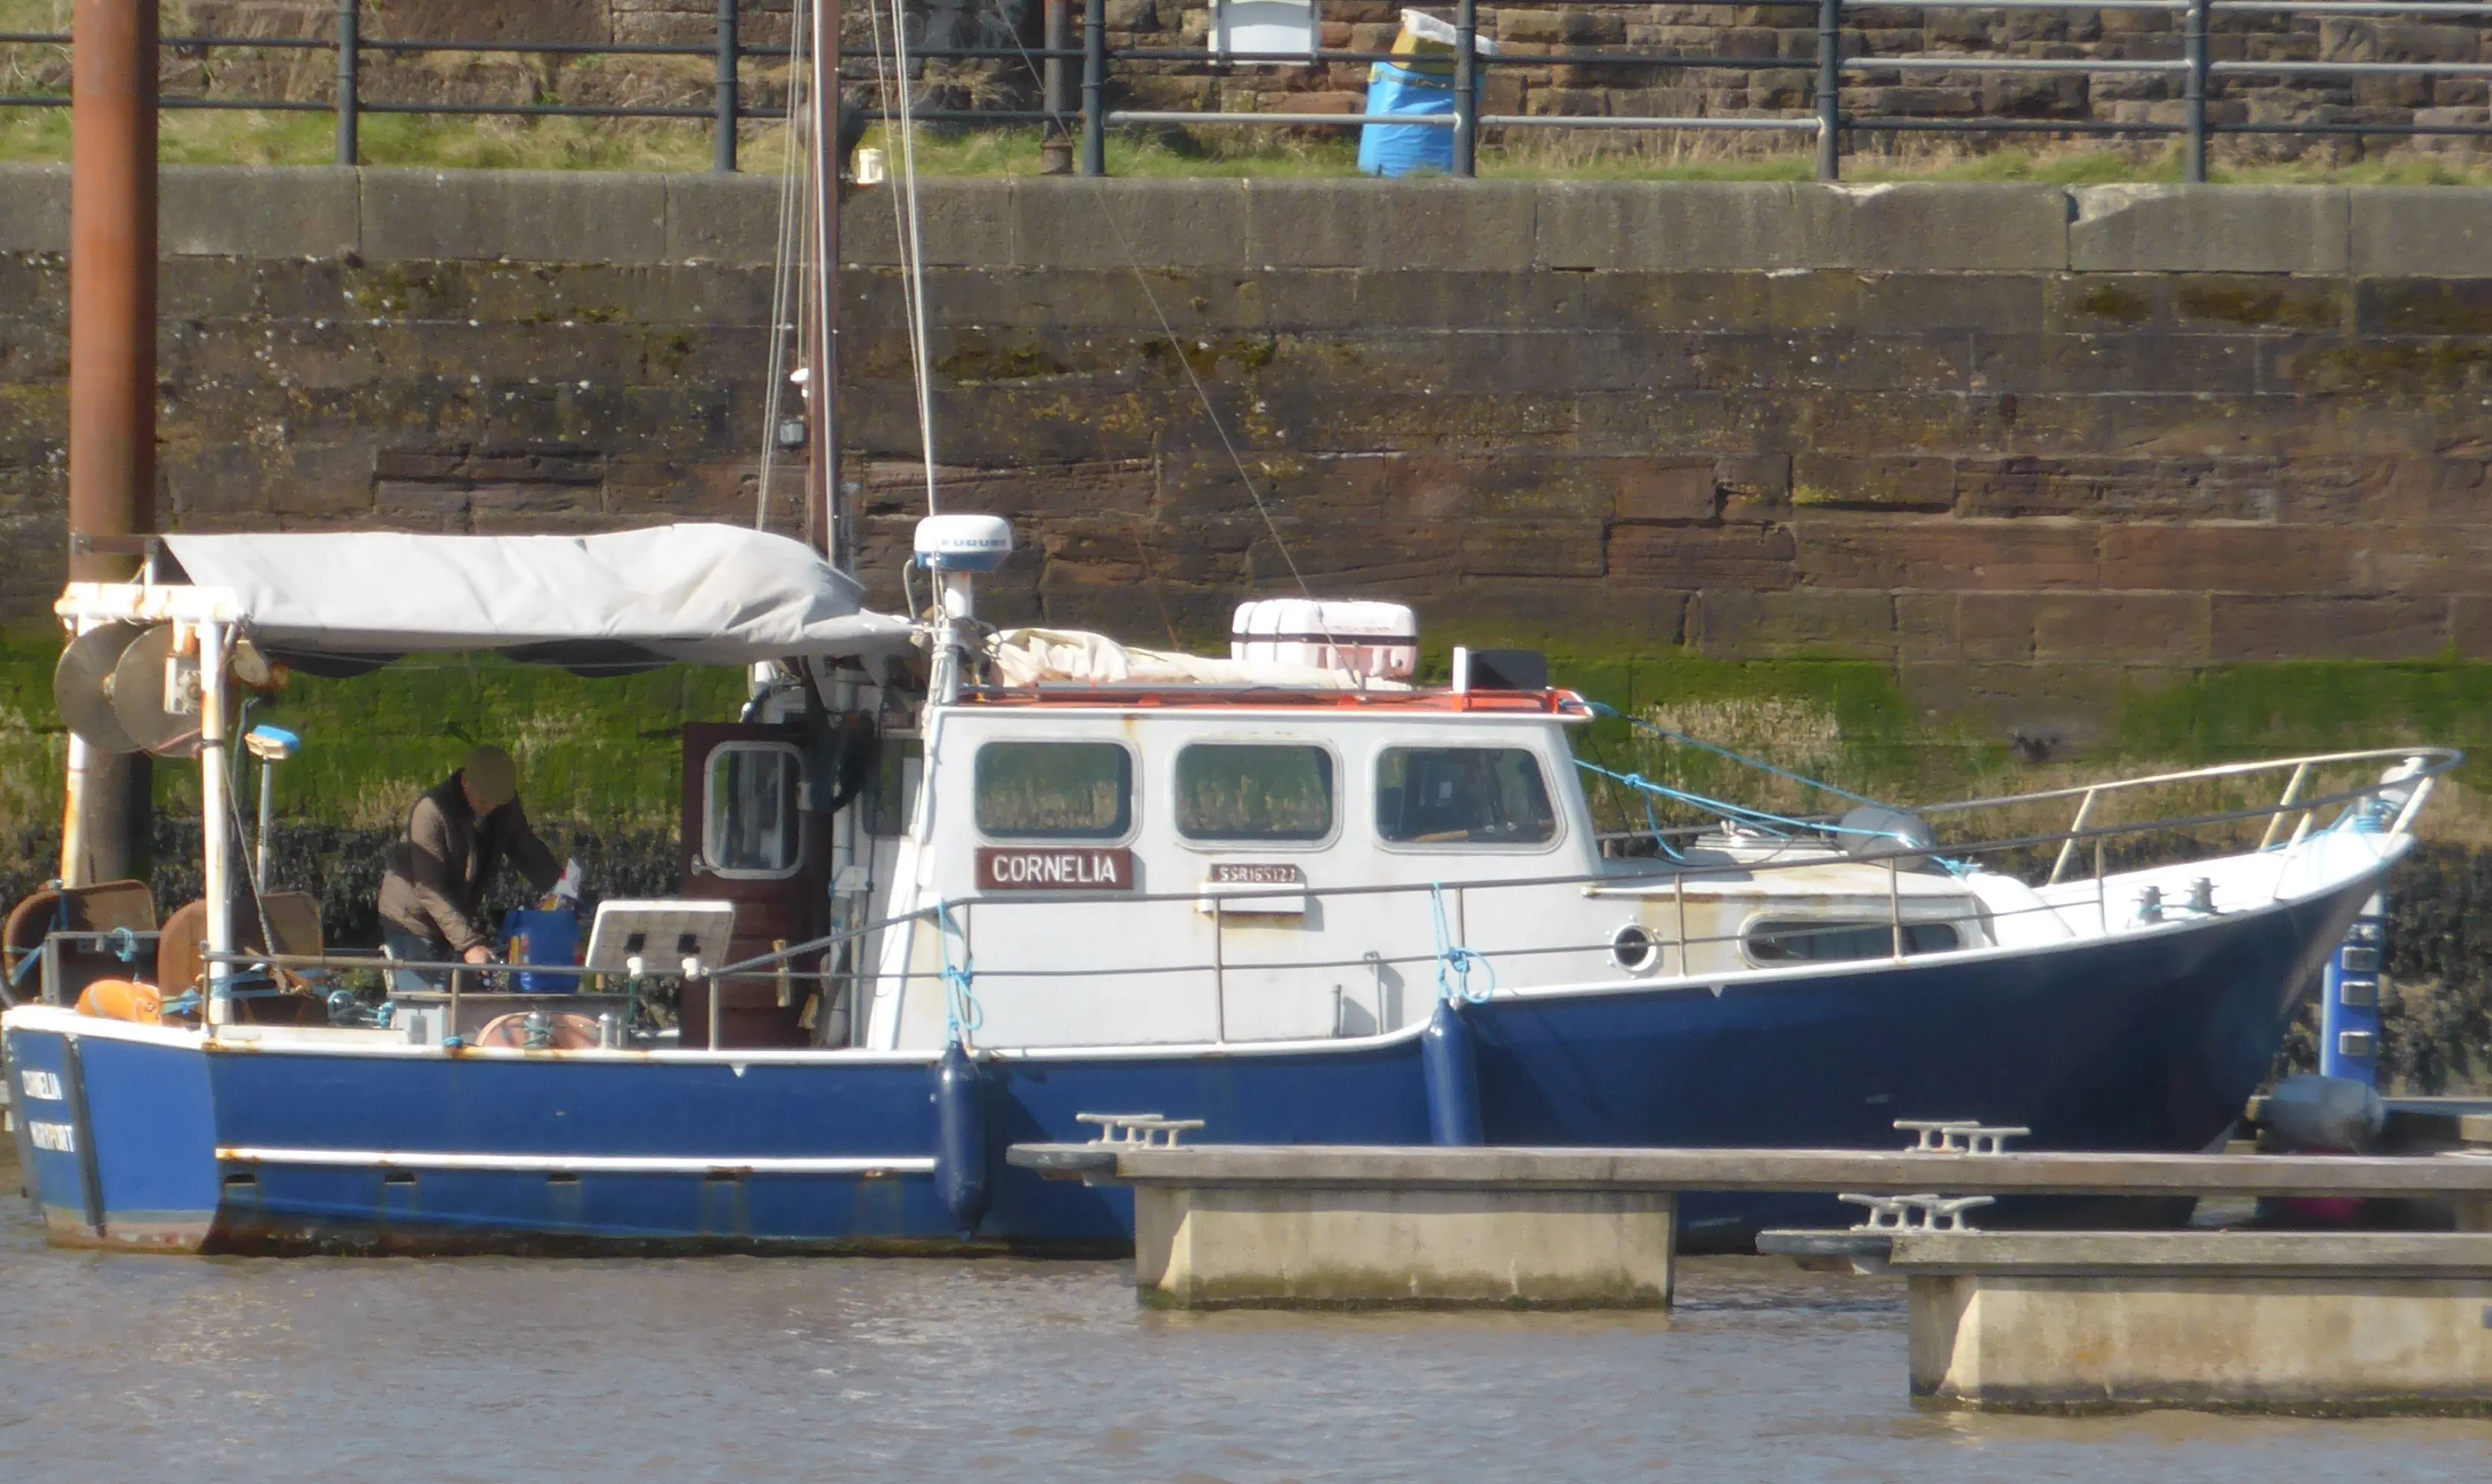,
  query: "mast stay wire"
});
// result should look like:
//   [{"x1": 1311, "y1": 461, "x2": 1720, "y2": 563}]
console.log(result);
[
  {"x1": 989, "y1": 22, "x2": 1314, "y2": 601},
  {"x1": 755, "y1": 7, "x2": 813, "y2": 532},
  {"x1": 873, "y1": 0, "x2": 944, "y2": 515}
]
